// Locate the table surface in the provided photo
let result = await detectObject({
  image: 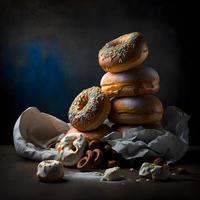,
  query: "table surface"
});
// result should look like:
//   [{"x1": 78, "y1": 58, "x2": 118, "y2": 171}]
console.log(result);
[{"x1": 1, "y1": 145, "x2": 200, "y2": 200}]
